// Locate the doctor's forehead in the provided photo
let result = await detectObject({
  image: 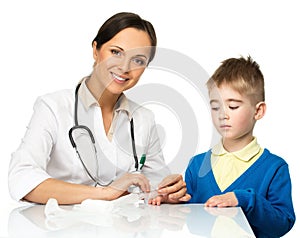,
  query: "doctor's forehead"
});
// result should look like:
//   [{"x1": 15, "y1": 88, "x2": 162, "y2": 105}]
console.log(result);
[{"x1": 107, "y1": 28, "x2": 152, "y2": 50}]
